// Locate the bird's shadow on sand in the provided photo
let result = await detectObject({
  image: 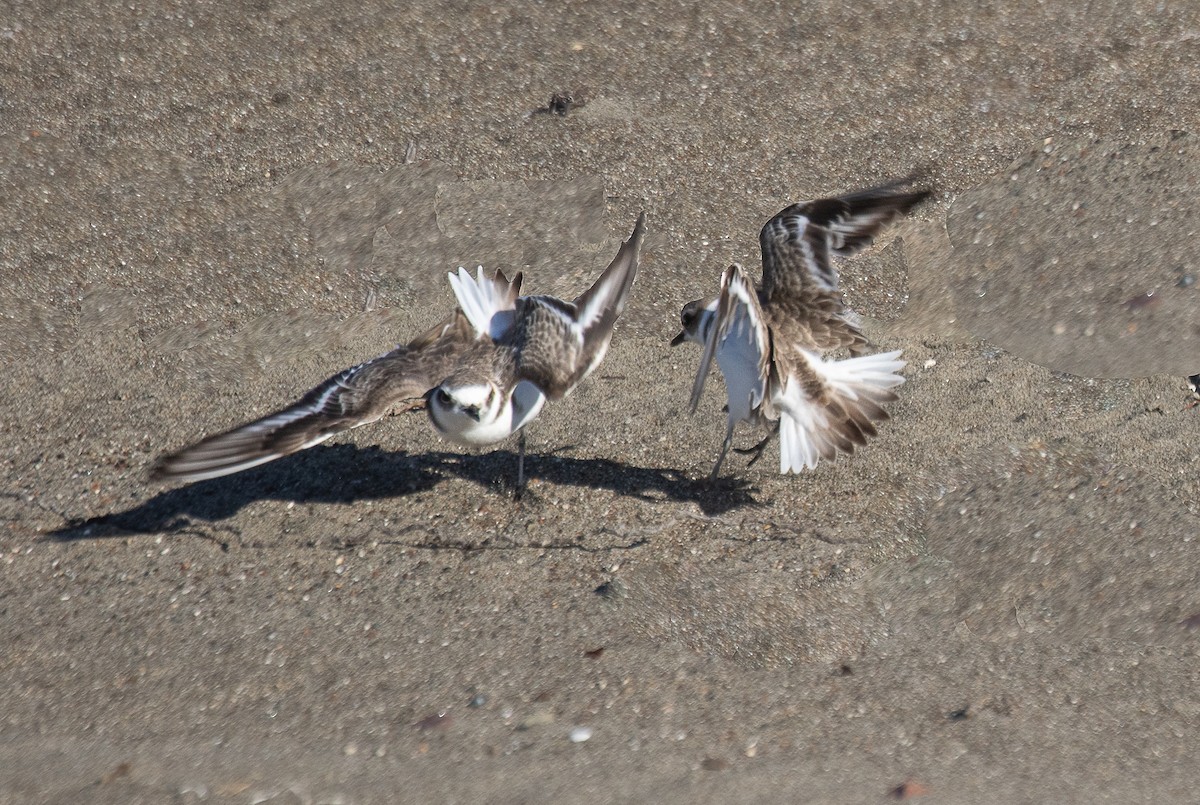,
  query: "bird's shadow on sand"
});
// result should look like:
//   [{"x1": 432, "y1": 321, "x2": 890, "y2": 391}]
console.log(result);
[{"x1": 46, "y1": 443, "x2": 758, "y2": 544}]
